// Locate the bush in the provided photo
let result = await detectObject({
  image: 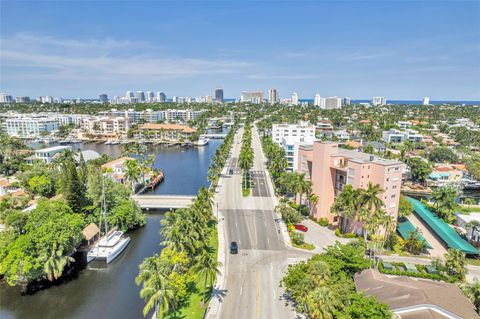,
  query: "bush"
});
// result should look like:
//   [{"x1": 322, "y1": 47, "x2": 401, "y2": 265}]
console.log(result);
[
  {"x1": 291, "y1": 232, "x2": 305, "y2": 245},
  {"x1": 335, "y1": 228, "x2": 358, "y2": 238},
  {"x1": 318, "y1": 218, "x2": 329, "y2": 227},
  {"x1": 378, "y1": 260, "x2": 453, "y2": 282}
]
